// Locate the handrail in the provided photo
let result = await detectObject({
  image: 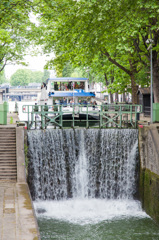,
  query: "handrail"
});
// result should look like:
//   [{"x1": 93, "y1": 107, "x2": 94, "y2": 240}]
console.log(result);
[
  {"x1": 22, "y1": 104, "x2": 142, "y2": 114},
  {"x1": 21, "y1": 104, "x2": 142, "y2": 130}
]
